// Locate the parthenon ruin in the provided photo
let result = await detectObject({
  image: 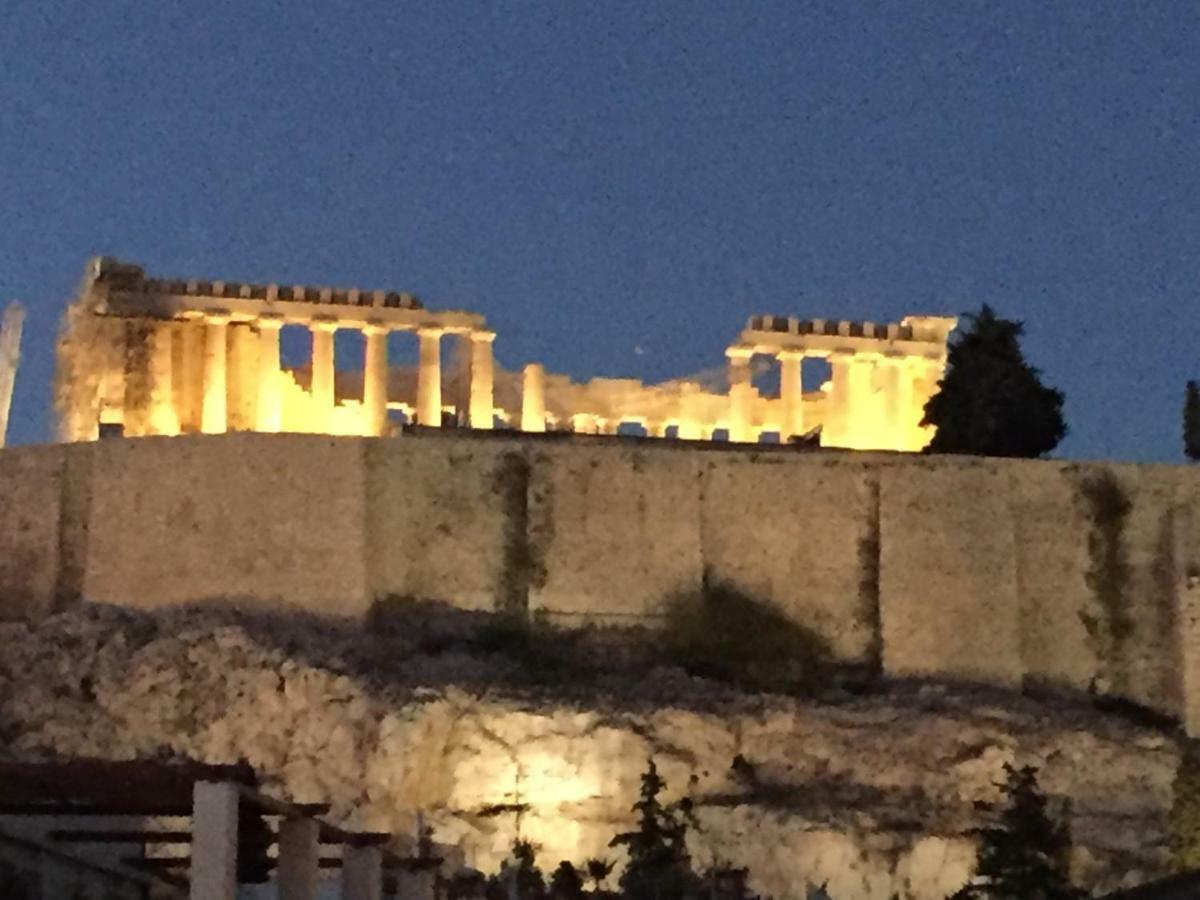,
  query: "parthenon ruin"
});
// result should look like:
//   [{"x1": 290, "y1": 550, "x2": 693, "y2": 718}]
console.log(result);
[{"x1": 55, "y1": 258, "x2": 957, "y2": 451}]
